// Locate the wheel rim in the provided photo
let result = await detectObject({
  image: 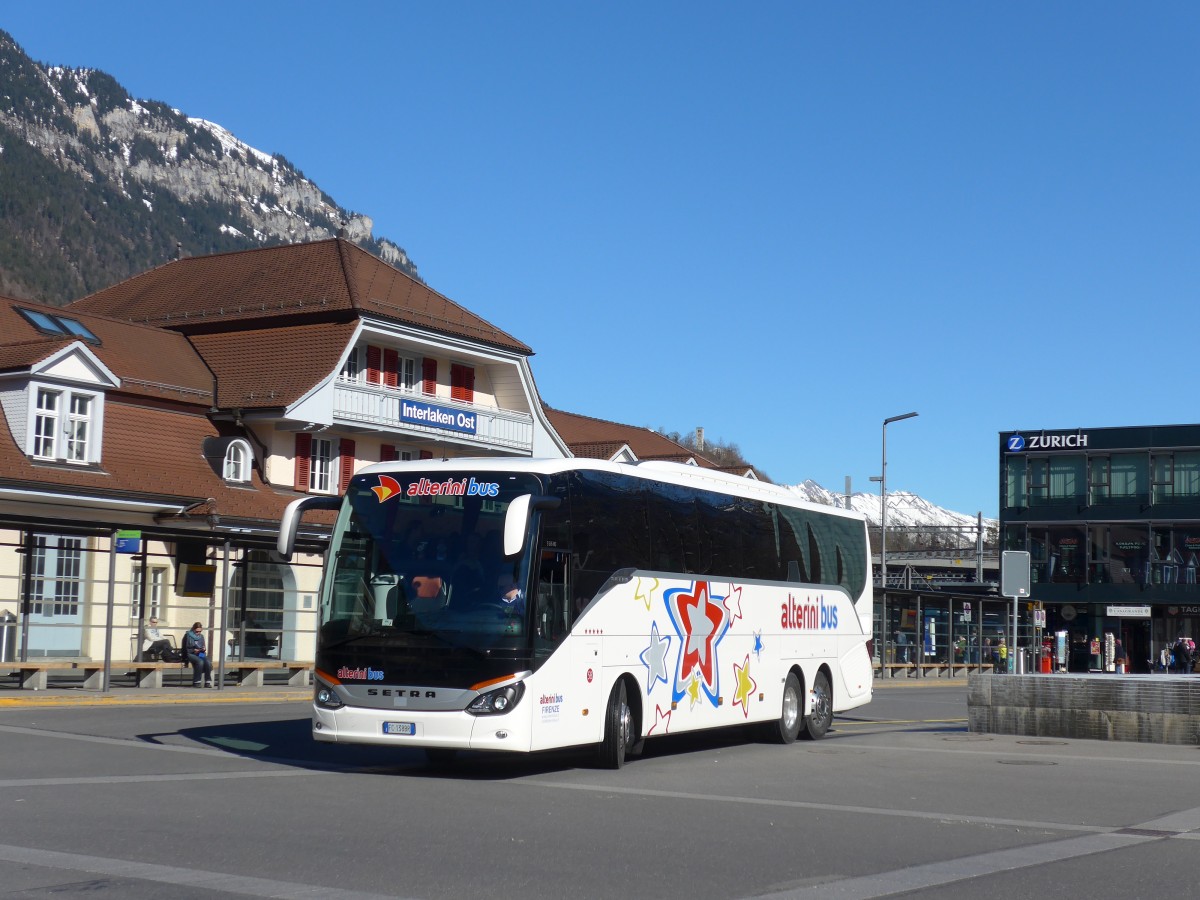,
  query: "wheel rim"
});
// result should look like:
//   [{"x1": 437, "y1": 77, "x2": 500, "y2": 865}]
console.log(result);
[
  {"x1": 618, "y1": 698, "x2": 633, "y2": 751},
  {"x1": 812, "y1": 679, "x2": 831, "y2": 728},
  {"x1": 782, "y1": 682, "x2": 800, "y2": 732}
]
